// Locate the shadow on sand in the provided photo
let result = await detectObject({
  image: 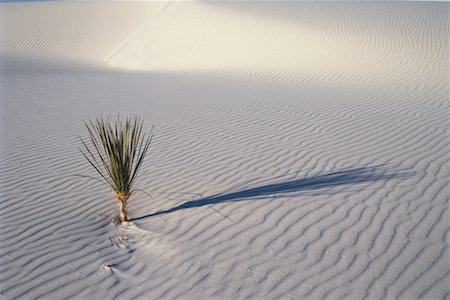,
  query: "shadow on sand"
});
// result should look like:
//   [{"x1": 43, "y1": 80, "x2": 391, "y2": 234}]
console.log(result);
[{"x1": 133, "y1": 165, "x2": 412, "y2": 221}]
